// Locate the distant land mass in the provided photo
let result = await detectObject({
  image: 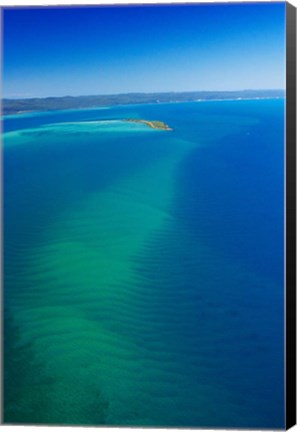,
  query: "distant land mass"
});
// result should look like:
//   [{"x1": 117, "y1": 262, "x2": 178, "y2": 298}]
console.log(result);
[{"x1": 3, "y1": 90, "x2": 285, "y2": 115}]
